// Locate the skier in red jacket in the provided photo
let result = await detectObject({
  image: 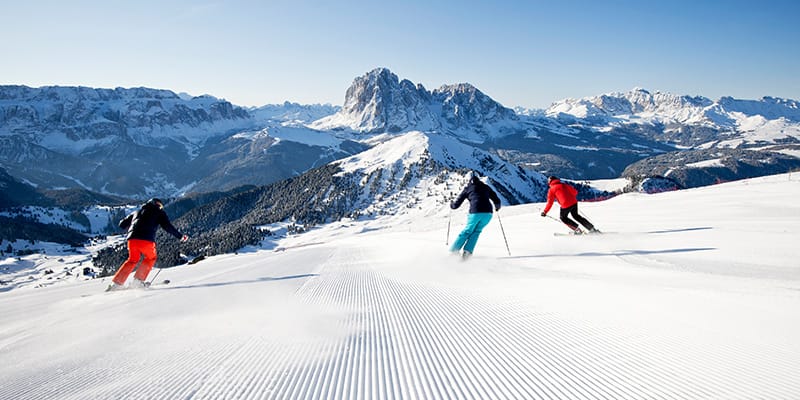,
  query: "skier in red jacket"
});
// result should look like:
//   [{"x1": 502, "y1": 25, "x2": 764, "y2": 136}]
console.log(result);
[{"x1": 541, "y1": 176, "x2": 599, "y2": 234}]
